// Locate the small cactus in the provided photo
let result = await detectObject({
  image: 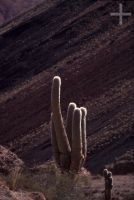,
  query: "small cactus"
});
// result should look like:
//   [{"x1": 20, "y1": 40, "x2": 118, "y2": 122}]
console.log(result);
[
  {"x1": 103, "y1": 169, "x2": 113, "y2": 200},
  {"x1": 103, "y1": 168, "x2": 108, "y2": 178},
  {"x1": 51, "y1": 76, "x2": 87, "y2": 173}
]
